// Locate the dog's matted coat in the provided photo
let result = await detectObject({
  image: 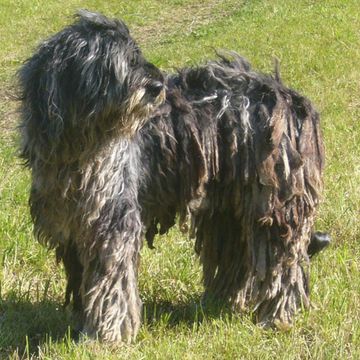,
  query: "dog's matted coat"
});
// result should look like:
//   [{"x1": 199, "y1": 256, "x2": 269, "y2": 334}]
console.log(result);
[{"x1": 18, "y1": 11, "x2": 325, "y2": 342}]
